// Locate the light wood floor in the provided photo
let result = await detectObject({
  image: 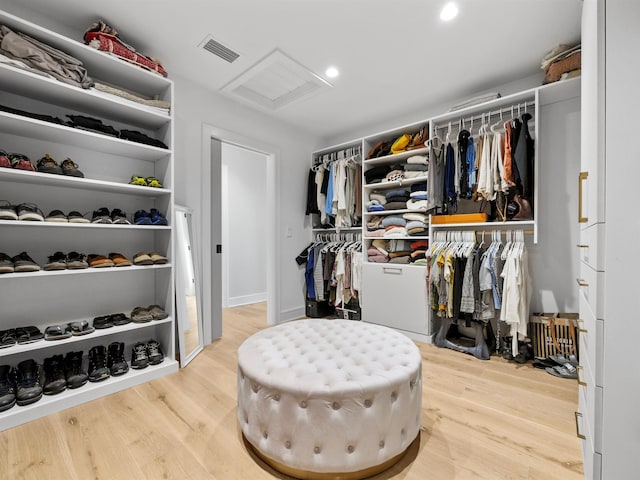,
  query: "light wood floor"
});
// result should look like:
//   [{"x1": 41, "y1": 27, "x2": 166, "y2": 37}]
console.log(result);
[{"x1": 0, "y1": 302, "x2": 583, "y2": 480}]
